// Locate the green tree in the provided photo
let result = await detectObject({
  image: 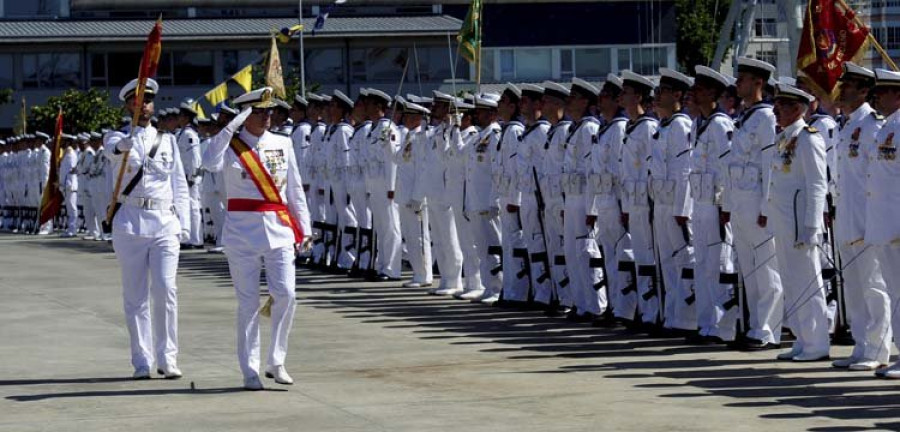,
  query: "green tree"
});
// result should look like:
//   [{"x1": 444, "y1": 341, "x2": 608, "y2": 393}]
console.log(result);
[
  {"x1": 0, "y1": 88, "x2": 13, "y2": 105},
  {"x1": 675, "y1": 0, "x2": 732, "y2": 72},
  {"x1": 28, "y1": 88, "x2": 121, "y2": 134}
]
